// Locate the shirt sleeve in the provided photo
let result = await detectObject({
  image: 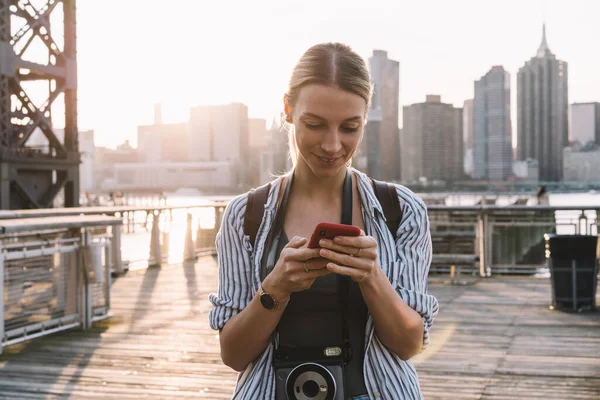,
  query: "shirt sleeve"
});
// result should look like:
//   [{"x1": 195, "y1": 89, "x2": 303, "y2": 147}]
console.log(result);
[
  {"x1": 392, "y1": 186, "x2": 440, "y2": 351},
  {"x1": 208, "y1": 195, "x2": 255, "y2": 331}
]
